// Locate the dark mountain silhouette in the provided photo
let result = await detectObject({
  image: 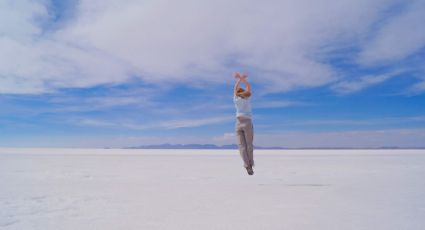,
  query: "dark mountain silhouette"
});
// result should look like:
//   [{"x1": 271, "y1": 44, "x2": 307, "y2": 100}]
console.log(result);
[
  {"x1": 123, "y1": 144, "x2": 424, "y2": 150},
  {"x1": 126, "y1": 144, "x2": 286, "y2": 149}
]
